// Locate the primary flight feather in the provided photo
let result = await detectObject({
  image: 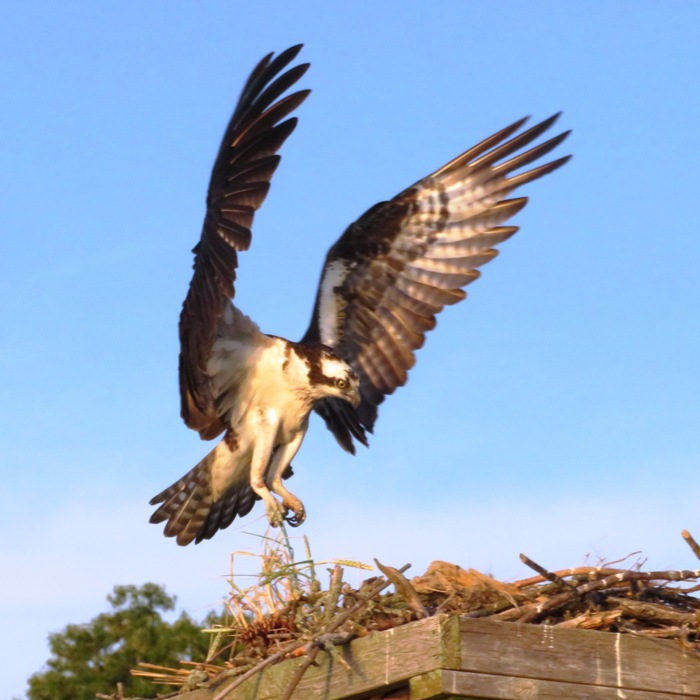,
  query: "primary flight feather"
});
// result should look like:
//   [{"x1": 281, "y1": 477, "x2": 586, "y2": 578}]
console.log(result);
[{"x1": 150, "y1": 45, "x2": 571, "y2": 545}]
